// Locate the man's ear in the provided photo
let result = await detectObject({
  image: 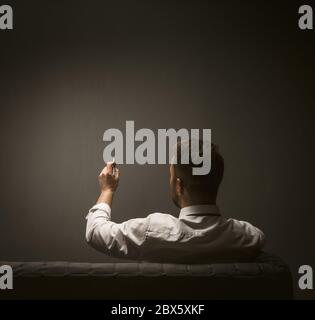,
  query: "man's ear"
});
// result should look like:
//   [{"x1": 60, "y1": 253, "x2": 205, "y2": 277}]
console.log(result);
[{"x1": 176, "y1": 178, "x2": 184, "y2": 196}]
